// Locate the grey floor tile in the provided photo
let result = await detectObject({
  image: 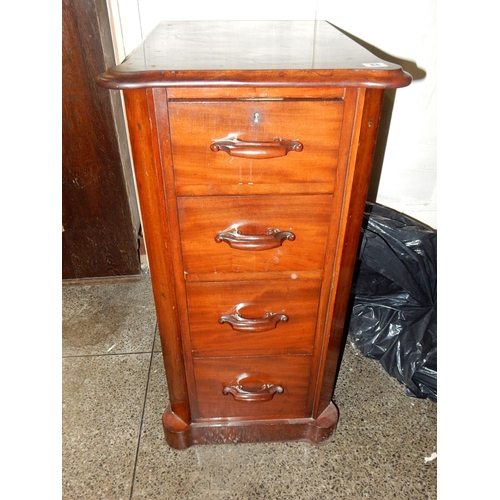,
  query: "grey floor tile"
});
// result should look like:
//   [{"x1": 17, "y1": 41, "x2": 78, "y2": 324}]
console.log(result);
[
  {"x1": 62, "y1": 353, "x2": 152, "y2": 500},
  {"x1": 153, "y1": 328, "x2": 162, "y2": 353},
  {"x1": 132, "y1": 345, "x2": 437, "y2": 499},
  {"x1": 62, "y1": 276, "x2": 157, "y2": 356}
]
